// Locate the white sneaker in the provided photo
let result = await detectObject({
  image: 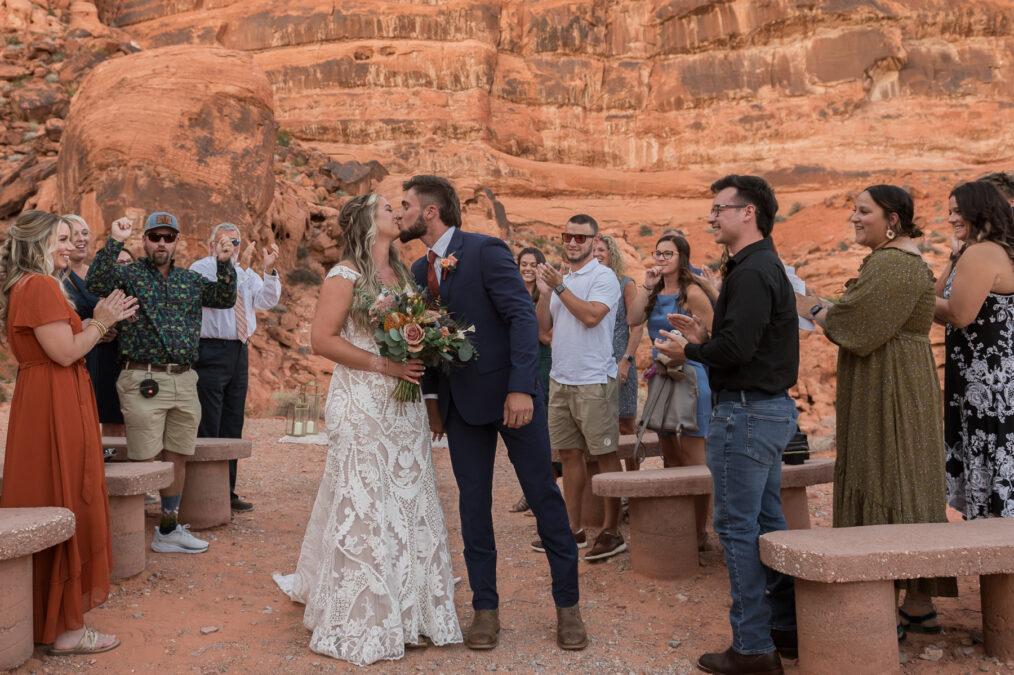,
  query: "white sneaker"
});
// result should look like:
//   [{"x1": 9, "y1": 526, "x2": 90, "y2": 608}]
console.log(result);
[{"x1": 151, "y1": 524, "x2": 210, "y2": 554}]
